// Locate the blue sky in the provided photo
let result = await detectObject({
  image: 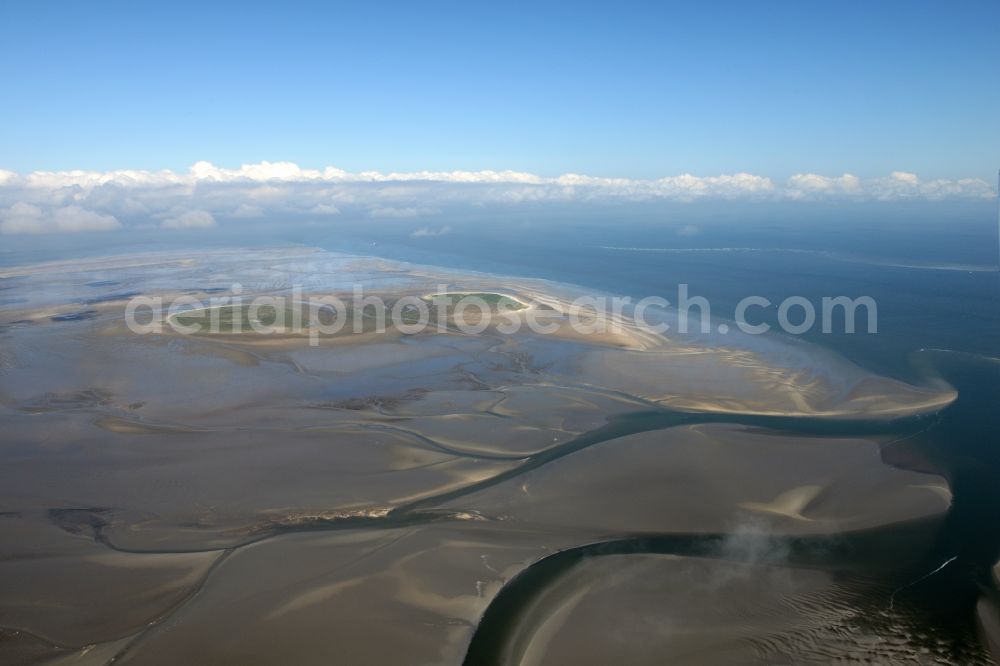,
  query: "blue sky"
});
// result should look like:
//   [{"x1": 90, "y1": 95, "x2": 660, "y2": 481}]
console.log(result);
[{"x1": 1, "y1": 0, "x2": 998, "y2": 180}]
